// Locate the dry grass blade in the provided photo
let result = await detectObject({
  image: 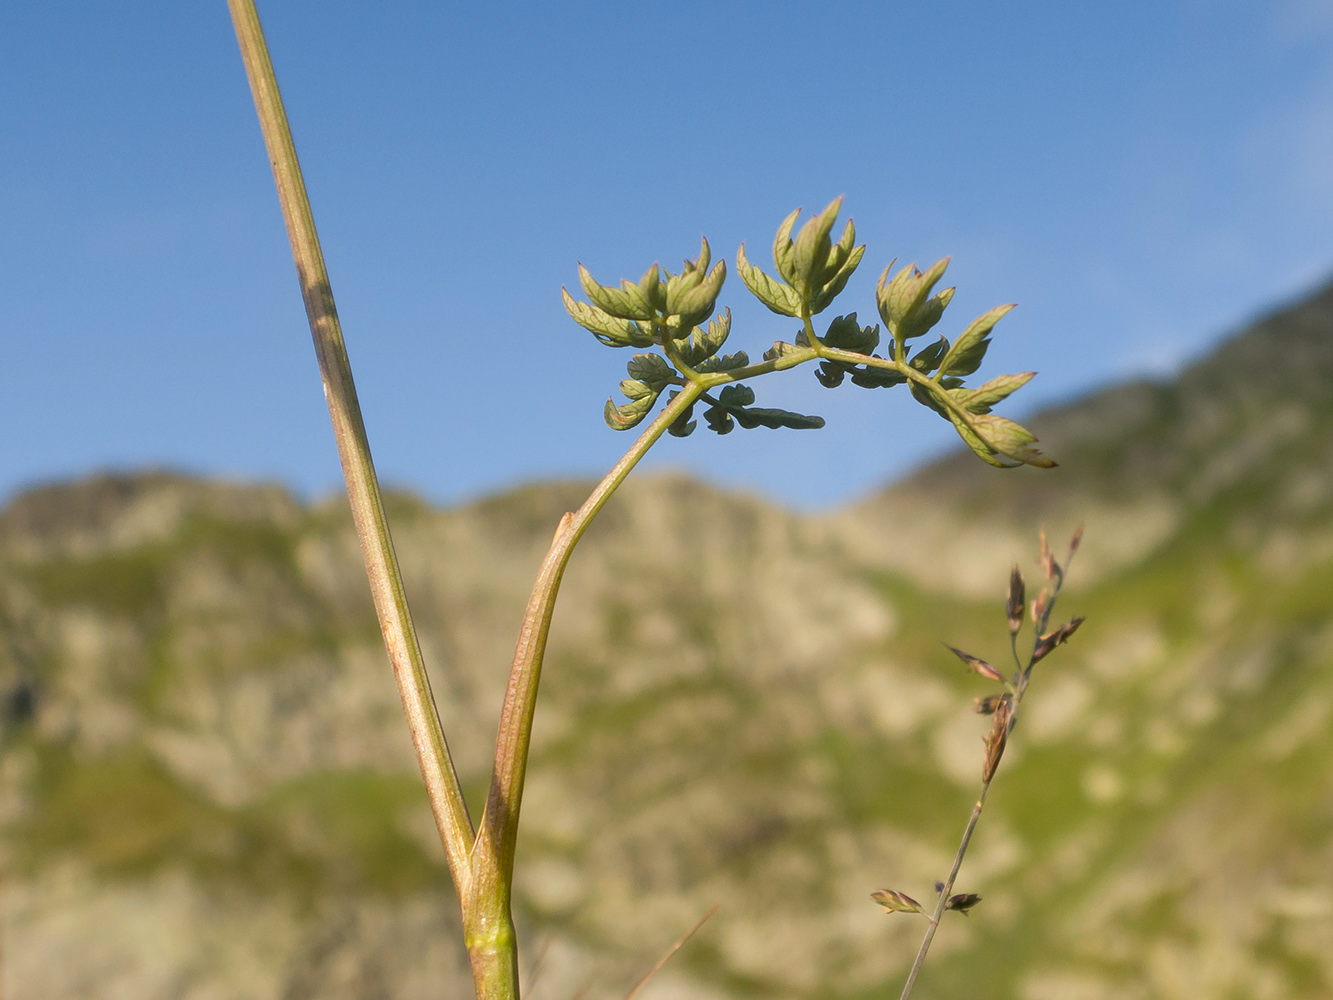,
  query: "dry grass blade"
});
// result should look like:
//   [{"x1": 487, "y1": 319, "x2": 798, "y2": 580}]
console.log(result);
[{"x1": 623, "y1": 904, "x2": 720, "y2": 1000}]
